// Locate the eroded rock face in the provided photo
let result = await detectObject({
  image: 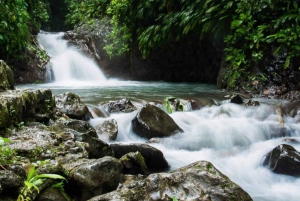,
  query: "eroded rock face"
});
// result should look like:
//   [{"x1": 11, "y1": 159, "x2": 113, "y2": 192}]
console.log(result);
[
  {"x1": 66, "y1": 157, "x2": 123, "y2": 200},
  {"x1": 262, "y1": 144, "x2": 300, "y2": 176},
  {"x1": 110, "y1": 143, "x2": 169, "y2": 172},
  {"x1": 64, "y1": 20, "x2": 221, "y2": 83},
  {"x1": 132, "y1": 104, "x2": 183, "y2": 139},
  {"x1": 55, "y1": 92, "x2": 92, "y2": 121},
  {"x1": 88, "y1": 160, "x2": 253, "y2": 201}
]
